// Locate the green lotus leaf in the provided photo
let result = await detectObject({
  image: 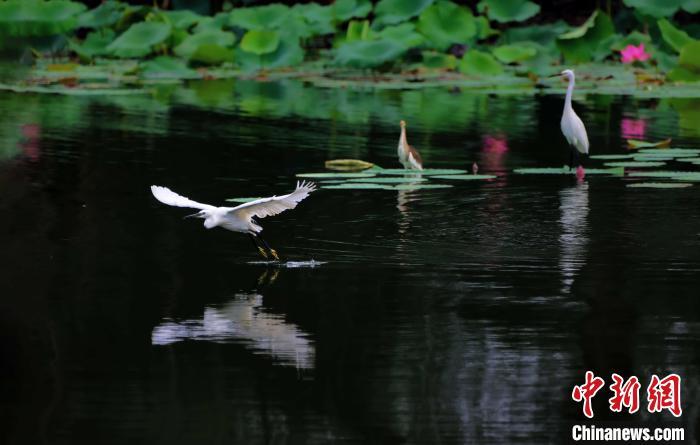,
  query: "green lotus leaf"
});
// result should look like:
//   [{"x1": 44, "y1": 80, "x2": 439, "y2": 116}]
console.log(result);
[
  {"x1": 416, "y1": 0, "x2": 477, "y2": 51},
  {"x1": 77, "y1": 0, "x2": 126, "y2": 29},
  {"x1": 0, "y1": 0, "x2": 87, "y2": 36},
  {"x1": 236, "y1": 39, "x2": 303, "y2": 70},
  {"x1": 493, "y1": 44, "x2": 537, "y2": 63},
  {"x1": 609, "y1": 31, "x2": 651, "y2": 51},
  {"x1": 668, "y1": 40, "x2": 700, "y2": 81},
  {"x1": 431, "y1": 174, "x2": 497, "y2": 180},
  {"x1": 174, "y1": 29, "x2": 236, "y2": 60},
  {"x1": 332, "y1": 0, "x2": 372, "y2": 21},
  {"x1": 589, "y1": 154, "x2": 635, "y2": 160},
  {"x1": 628, "y1": 170, "x2": 700, "y2": 178},
  {"x1": 458, "y1": 50, "x2": 504, "y2": 76},
  {"x1": 228, "y1": 4, "x2": 290, "y2": 30},
  {"x1": 626, "y1": 182, "x2": 693, "y2": 188},
  {"x1": 604, "y1": 161, "x2": 666, "y2": 167},
  {"x1": 107, "y1": 22, "x2": 171, "y2": 58},
  {"x1": 70, "y1": 29, "x2": 115, "y2": 59},
  {"x1": 347, "y1": 176, "x2": 428, "y2": 183},
  {"x1": 623, "y1": 0, "x2": 686, "y2": 18},
  {"x1": 374, "y1": 0, "x2": 434, "y2": 26},
  {"x1": 657, "y1": 19, "x2": 695, "y2": 53},
  {"x1": 513, "y1": 166, "x2": 625, "y2": 175},
  {"x1": 557, "y1": 10, "x2": 614, "y2": 63},
  {"x1": 373, "y1": 168, "x2": 467, "y2": 175},
  {"x1": 193, "y1": 12, "x2": 229, "y2": 33},
  {"x1": 323, "y1": 183, "x2": 394, "y2": 190},
  {"x1": 334, "y1": 39, "x2": 407, "y2": 68},
  {"x1": 291, "y1": 3, "x2": 335, "y2": 35},
  {"x1": 421, "y1": 51, "x2": 457, "y2": 69},
  {"x1": 375, "y1": 23, "x2": 425, "y2": 49},
  {"x1": 240, "y1": 29, "x2": 280, "y2": 55},
  {"x1": 140, "y1": 56, "x2": 200, "y2": 79},
  {"x1": 163, "y1": 10, "x2": 203, "y2": 30},
  {"x1": 297, "y1": 172, "x2": 378, "y2": 179},
  {"x1": 345, "y1": 20, "x2": 370, "y2": 42},
  {"x1": 476, "y1": 0, "x2": 540, "y2": 23},
  {"x1": 190, "y1": 44, "x2": 234, "y2": 65},
  {"x1": 503, "y1": 21, "x2": 569, "y2": 46},
  {"x1": 475, "y1": 16, "x2": 500, "y2": 40}
]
